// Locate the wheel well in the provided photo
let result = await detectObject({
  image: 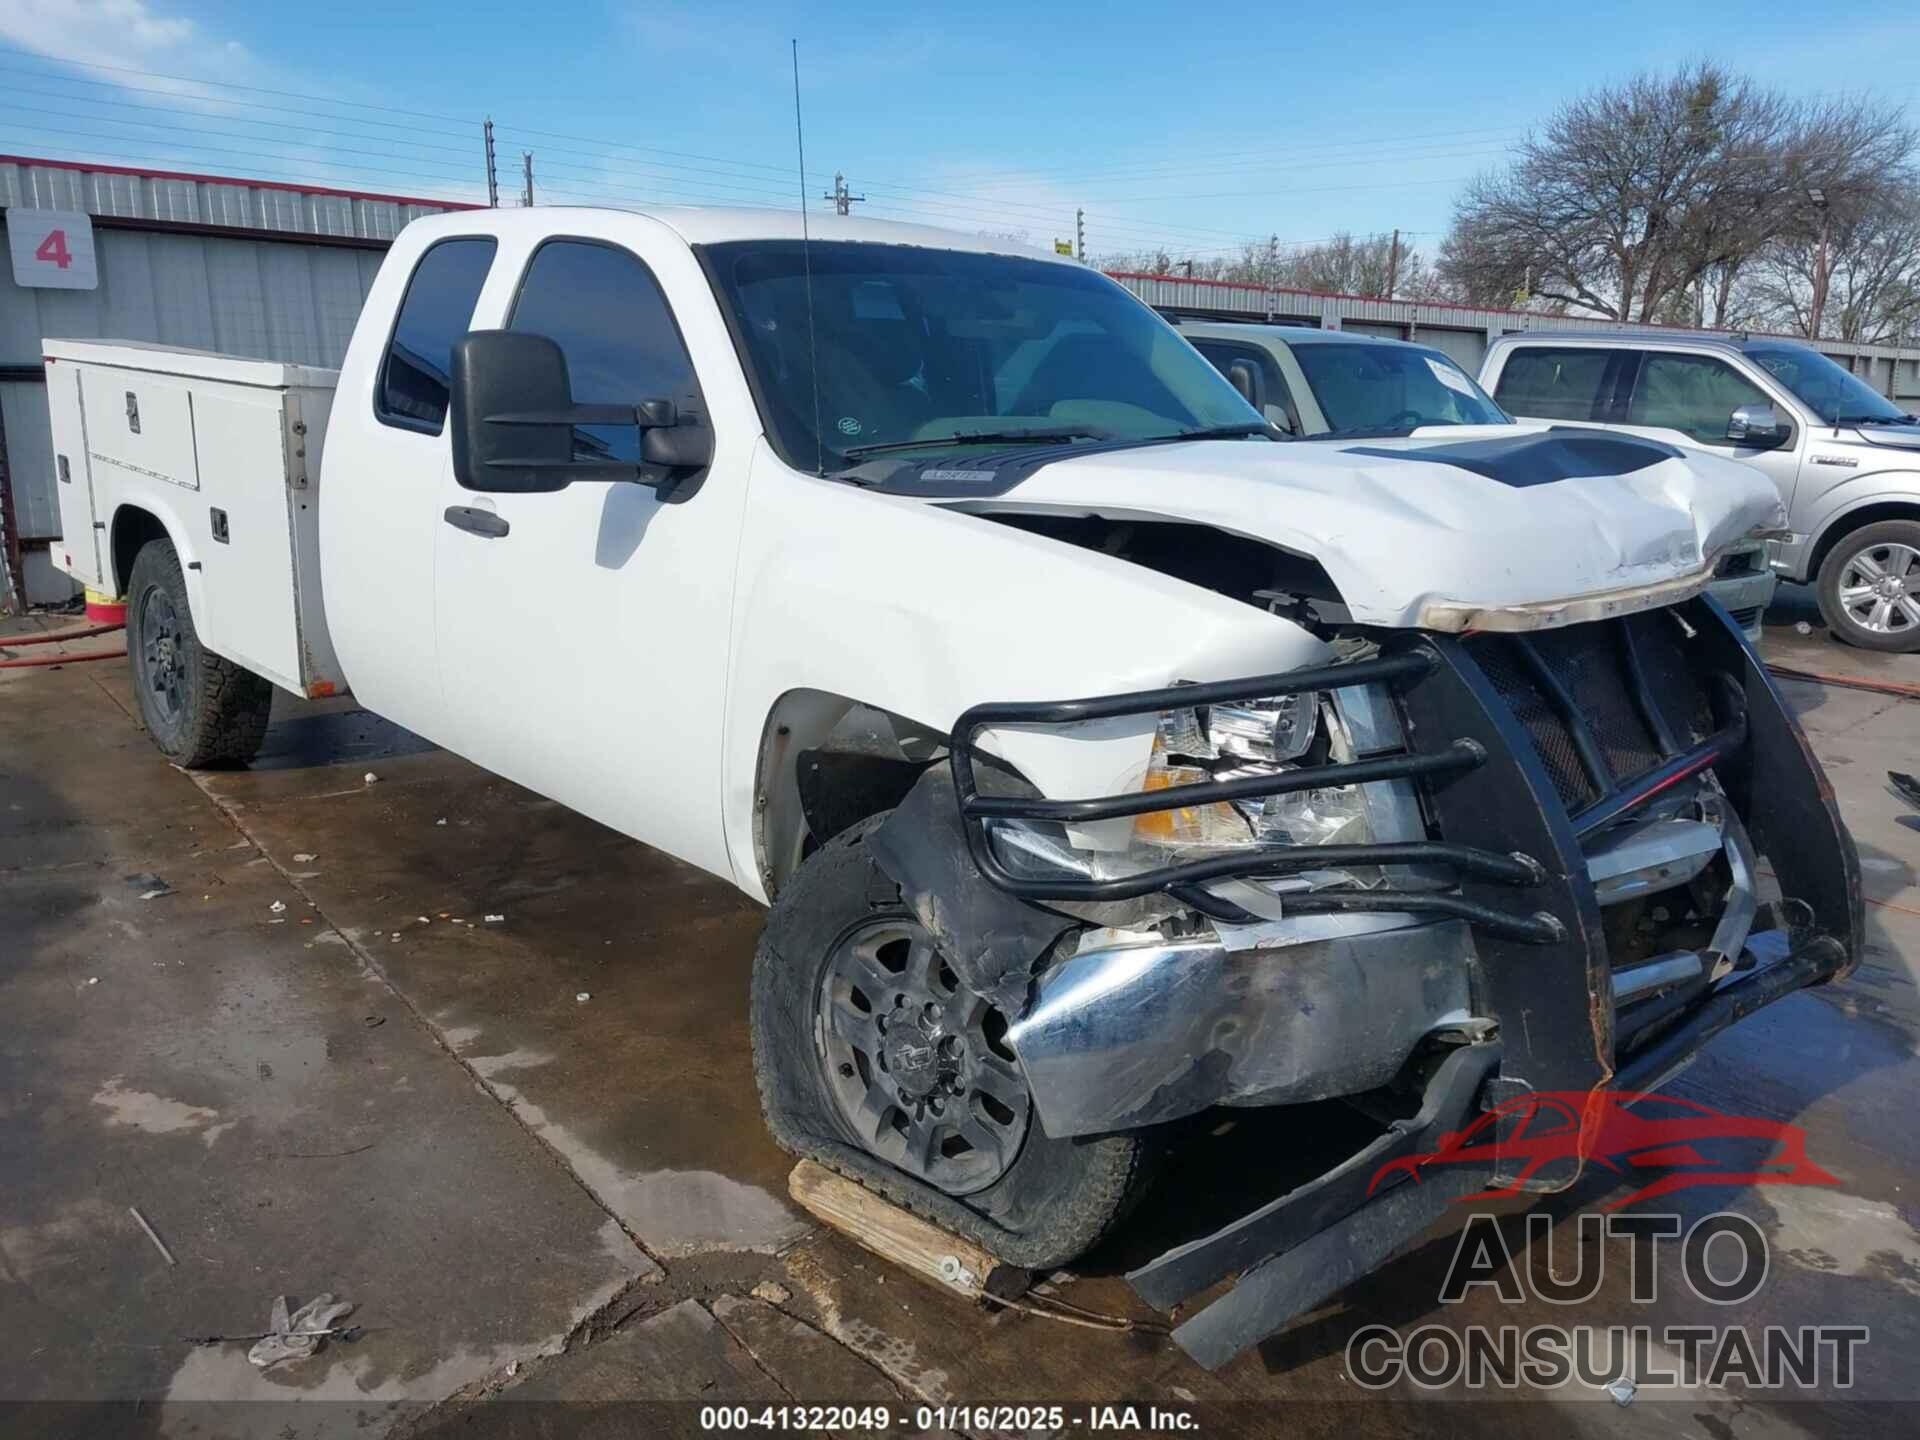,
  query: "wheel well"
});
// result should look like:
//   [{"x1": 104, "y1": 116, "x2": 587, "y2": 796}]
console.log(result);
[
  {"x1": 1809, "y1": 501, "x2": 1920, "y2": 581},
  {"x1": 109, "y1": 506, "x2": 170, "y2": 596},
  {"x1": 753, "y1": 690, "x2": 947, "y2": 898}
]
